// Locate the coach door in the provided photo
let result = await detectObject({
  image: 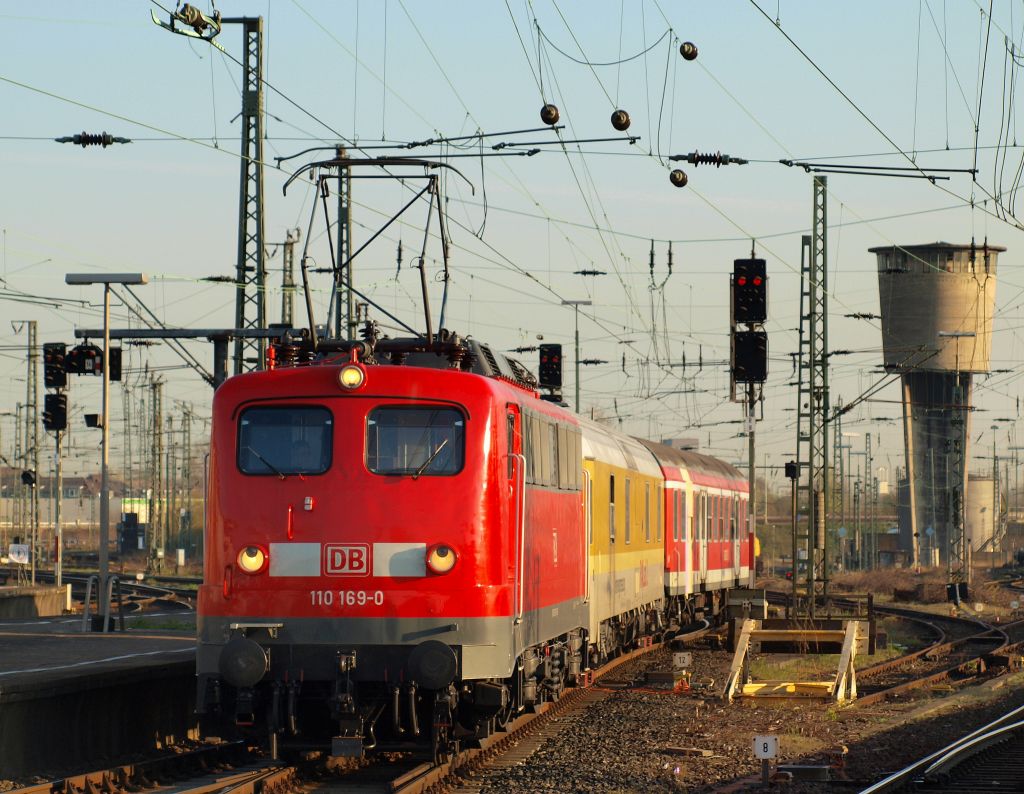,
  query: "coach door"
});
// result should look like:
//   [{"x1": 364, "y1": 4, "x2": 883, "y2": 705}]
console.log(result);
[
  {"x1": 698, "y1": 491, "x2": 708, "y2": 584},
  {"x1": 507, "y1": 406, "x2": 525, "y2": 624},
  {"x1": 680, "y1": 489, "x2": 691, "y2": 593},
  {"x1": 732, "y1": 495, "x2": 742, "y2": 578}
]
